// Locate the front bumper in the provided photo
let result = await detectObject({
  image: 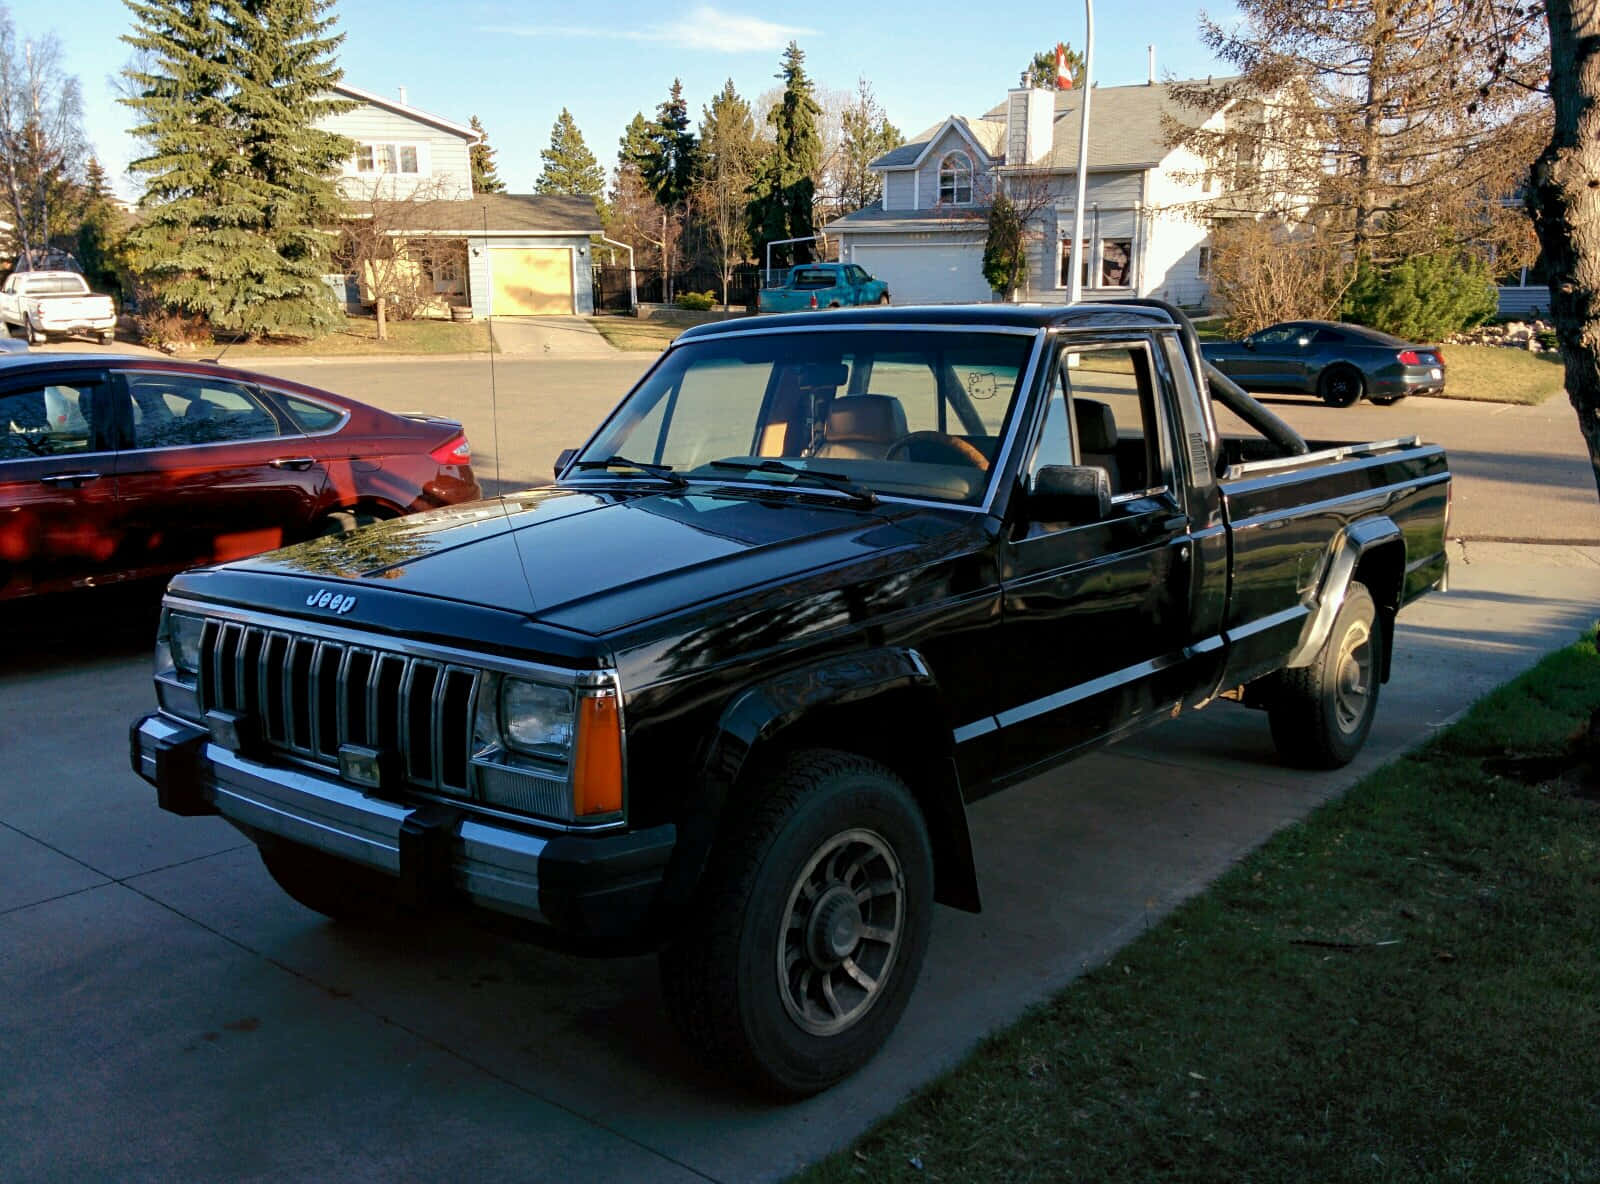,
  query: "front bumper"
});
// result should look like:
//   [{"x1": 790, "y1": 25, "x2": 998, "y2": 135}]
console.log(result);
[{"x1": 130, "y1": 712, "x2": 673, "y2": 939}]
